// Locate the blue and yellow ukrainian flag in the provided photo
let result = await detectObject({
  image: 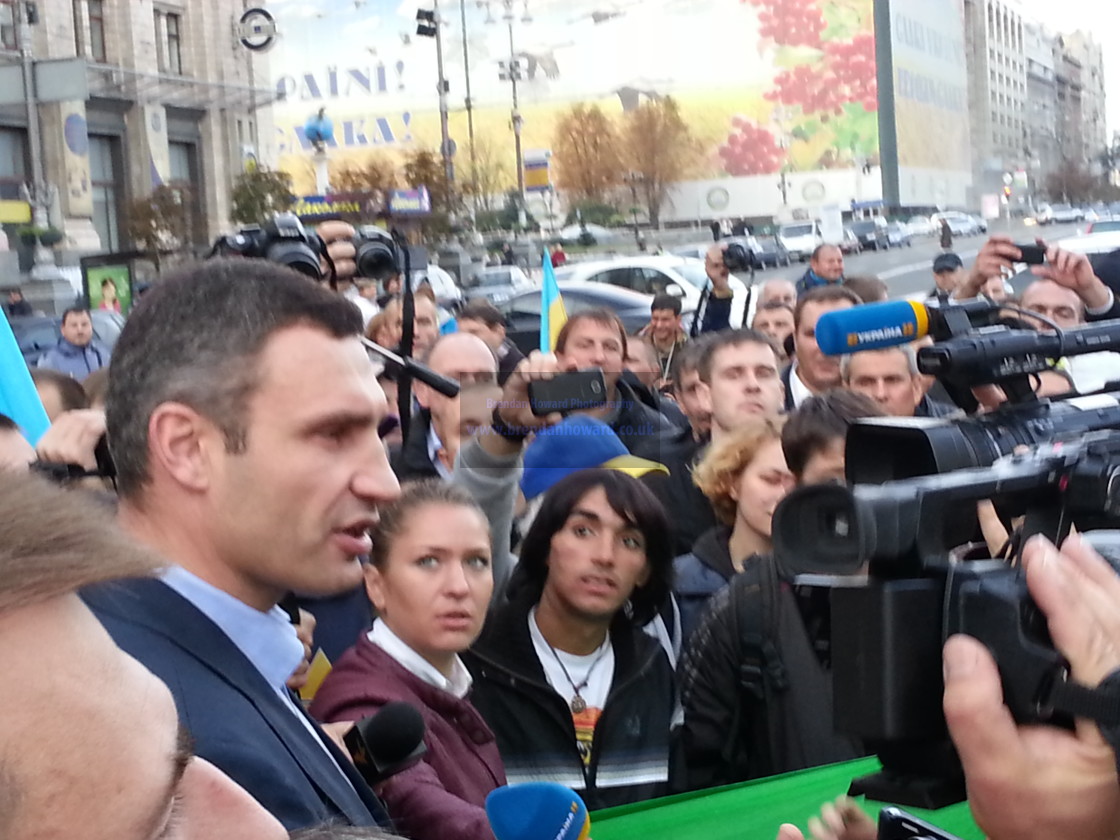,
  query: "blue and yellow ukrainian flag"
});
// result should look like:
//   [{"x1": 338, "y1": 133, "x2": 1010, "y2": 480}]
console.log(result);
[
  {"x1": 540, "y1": 250, "x2": 568, "y2": 352},
  {"x1": 0, "y1": 309, "x2": 49, "y2": 444}
]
